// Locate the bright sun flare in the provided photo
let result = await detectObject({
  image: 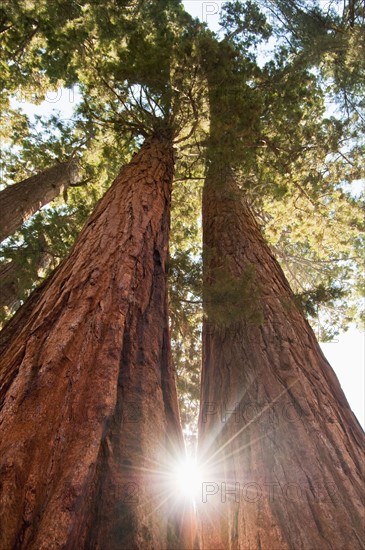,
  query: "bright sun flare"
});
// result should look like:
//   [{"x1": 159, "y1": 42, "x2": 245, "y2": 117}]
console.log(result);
[{"x1": 173, "y1": 457, "x2": 202, "y2": 500}]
